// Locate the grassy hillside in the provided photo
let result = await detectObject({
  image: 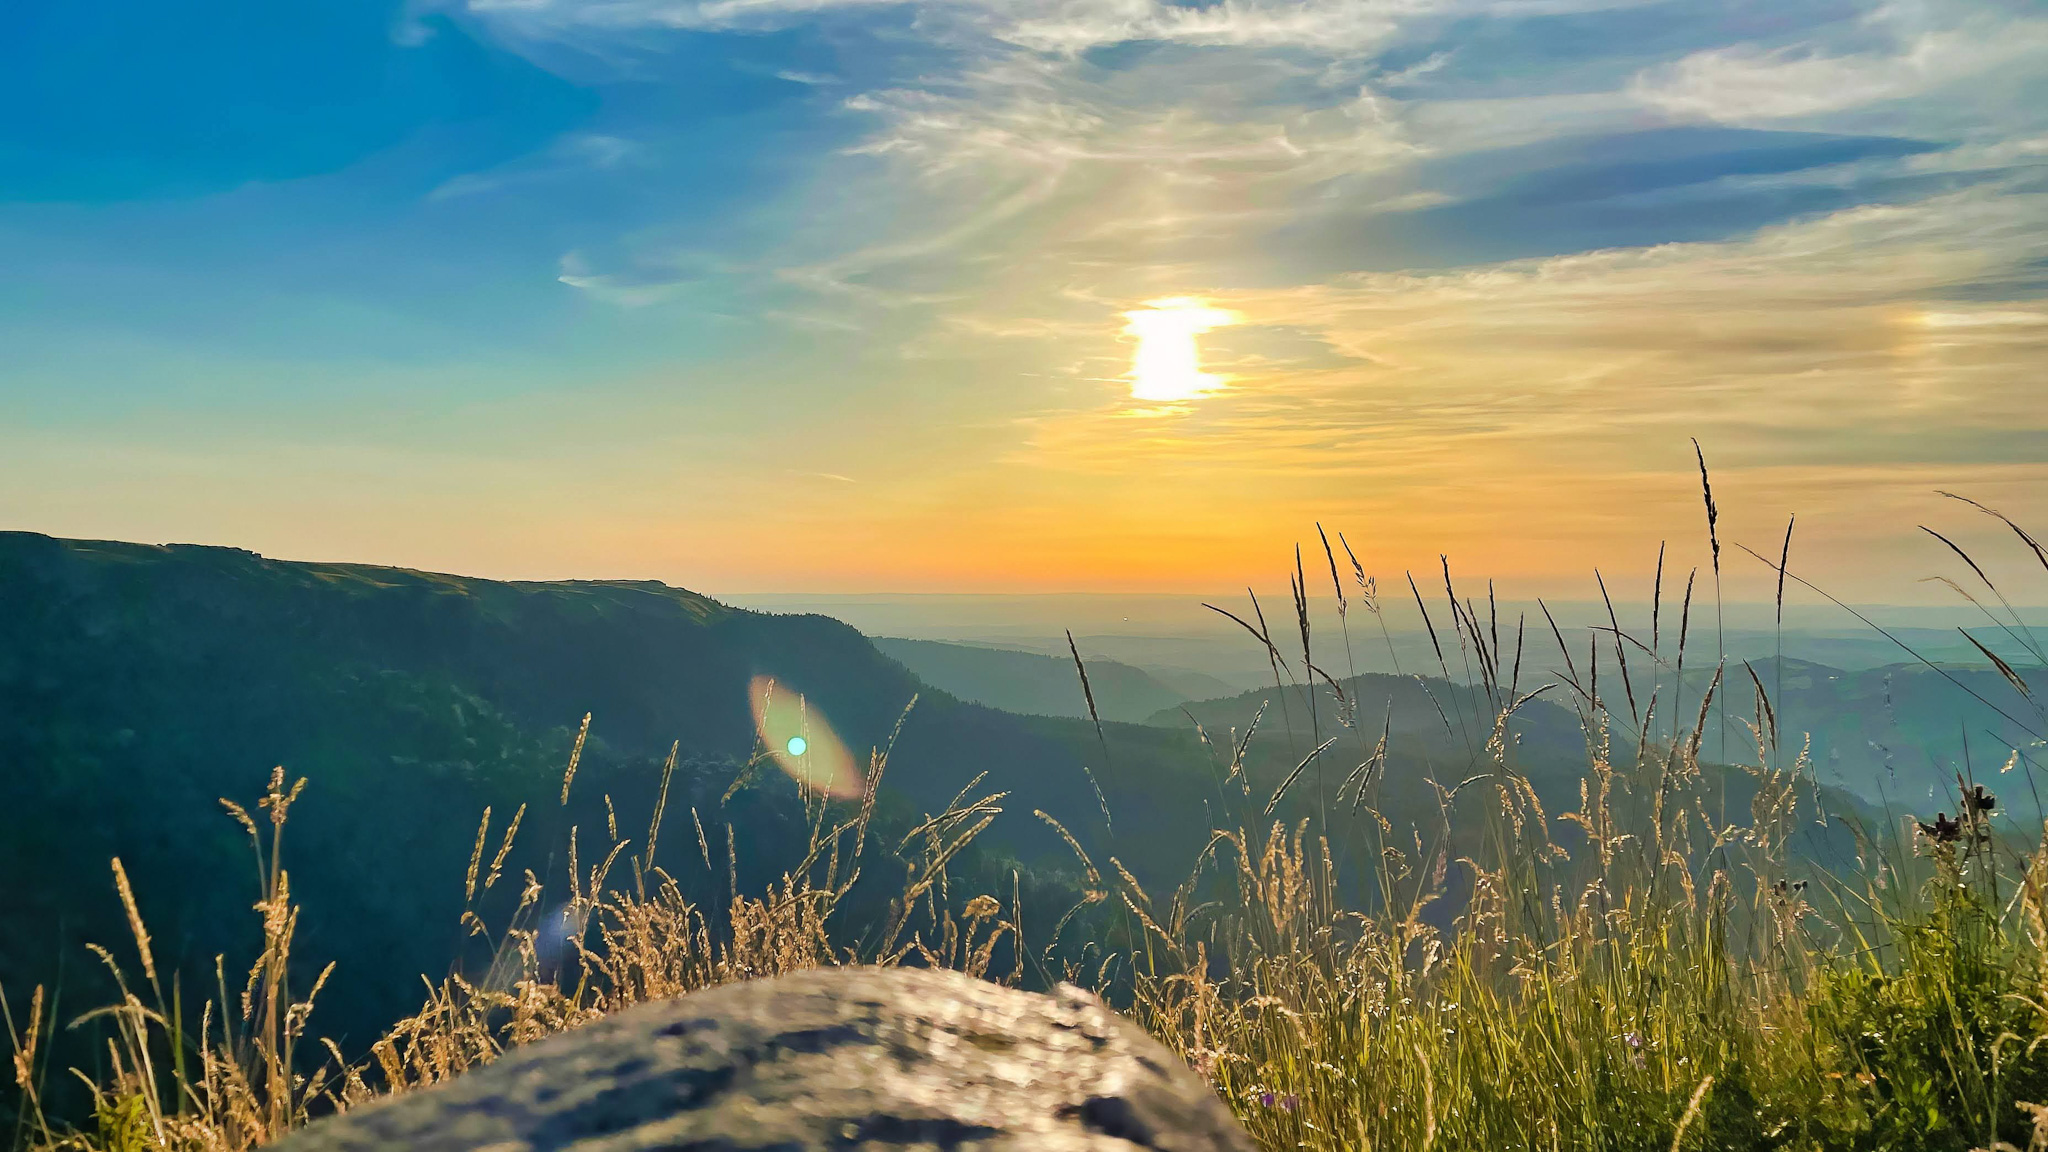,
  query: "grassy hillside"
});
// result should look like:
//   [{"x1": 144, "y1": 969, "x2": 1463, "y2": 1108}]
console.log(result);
[
  {"x1": 0, "y1": 535, "x2": 1574, "y2": 1040},
  {"x1": 0, "y1": 532, "x2": 1225, "y2": 1078}
]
